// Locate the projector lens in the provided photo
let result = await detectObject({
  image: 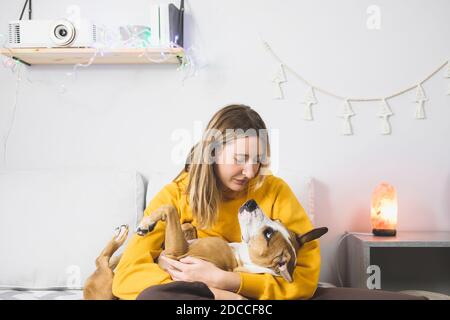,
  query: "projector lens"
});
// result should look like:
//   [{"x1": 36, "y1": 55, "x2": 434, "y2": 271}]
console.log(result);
[
  {"x1": 59, "y1": 28, "x2": 67, "y2": 37},
  {"x1": 51, "y1": 20, "x2": 76, "y2": 46},
  {"x1": 55, "y1": 25, "x2": 68, "y2": 39}
]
